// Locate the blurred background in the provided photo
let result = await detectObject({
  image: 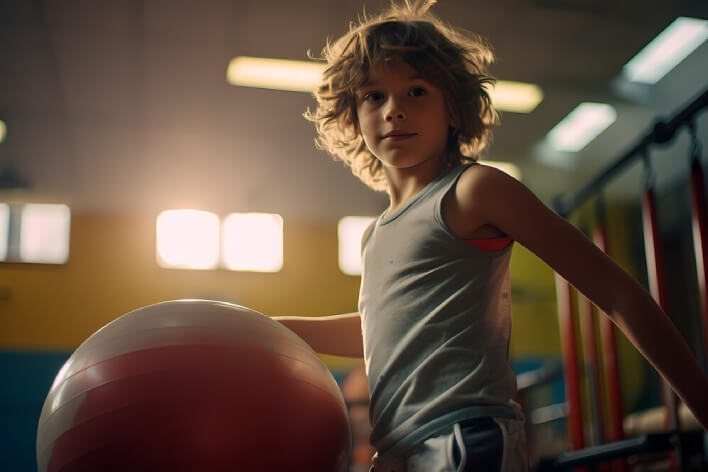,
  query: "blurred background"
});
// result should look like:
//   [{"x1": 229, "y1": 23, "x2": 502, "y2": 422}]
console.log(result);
[{"x1": 1, "y1": 0, "x2": 707, "y2": 470}]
